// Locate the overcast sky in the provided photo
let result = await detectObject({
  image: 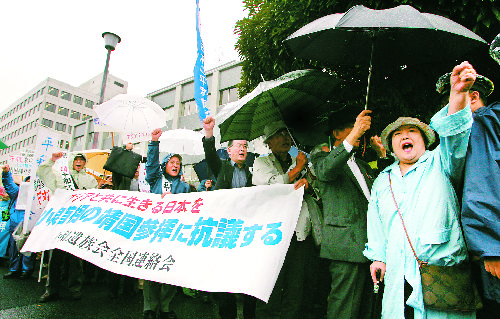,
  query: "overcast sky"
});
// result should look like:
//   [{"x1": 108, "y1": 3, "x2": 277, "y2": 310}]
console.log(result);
[{"x1": 0, "y1": 0, "x2": 247, "y2": 113}]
